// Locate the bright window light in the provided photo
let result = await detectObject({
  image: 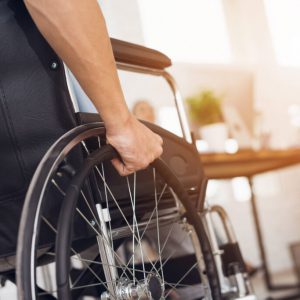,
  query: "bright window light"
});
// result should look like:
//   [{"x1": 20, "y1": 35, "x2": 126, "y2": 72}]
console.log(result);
[
  {"x1": 157, "y1": 106, "x2": 183, "y2": 137},
  {"x1": 264, "y1": 0, "x2": 300, "y2": 66},
  {"x1": 225, "y1": 139, "x2": 239, "y2": 154},
  {"x1": 231, "y1": 177, "x2": 251, "y2": 202},
  {"x1": 138, "y1": 0, "x2": 232, "y2": 64}
]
